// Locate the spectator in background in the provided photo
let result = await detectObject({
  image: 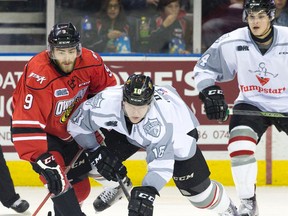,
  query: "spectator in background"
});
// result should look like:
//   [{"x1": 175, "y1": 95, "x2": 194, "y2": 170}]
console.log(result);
[
  {"x1": 202, "y1": 0, "x2": 245, "y2": 51},
  {"x1": 273, "y1": 0, "x2": 288, "y2": 26},
  {"x1": 0, "y1": 145, "x2": 29, "y2": 213},
  {"x1": 81, "y1": 0, "x2": 131, "y2": 53},
  {"x1": 149, "y1": 0, "x2": 192, "y2": 54},
  {"x1": 120, "y1": 0, "x2": 158, "y2": 53}
]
